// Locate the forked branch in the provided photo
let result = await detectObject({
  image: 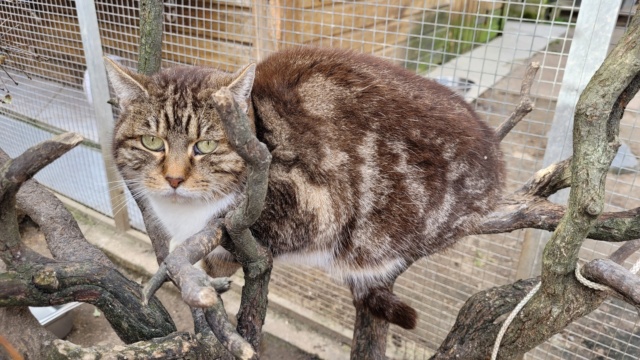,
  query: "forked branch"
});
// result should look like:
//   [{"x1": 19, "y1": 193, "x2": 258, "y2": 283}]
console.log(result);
[{"x1": 495, "y1": 62, "x2": 540, "y2": 140}]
